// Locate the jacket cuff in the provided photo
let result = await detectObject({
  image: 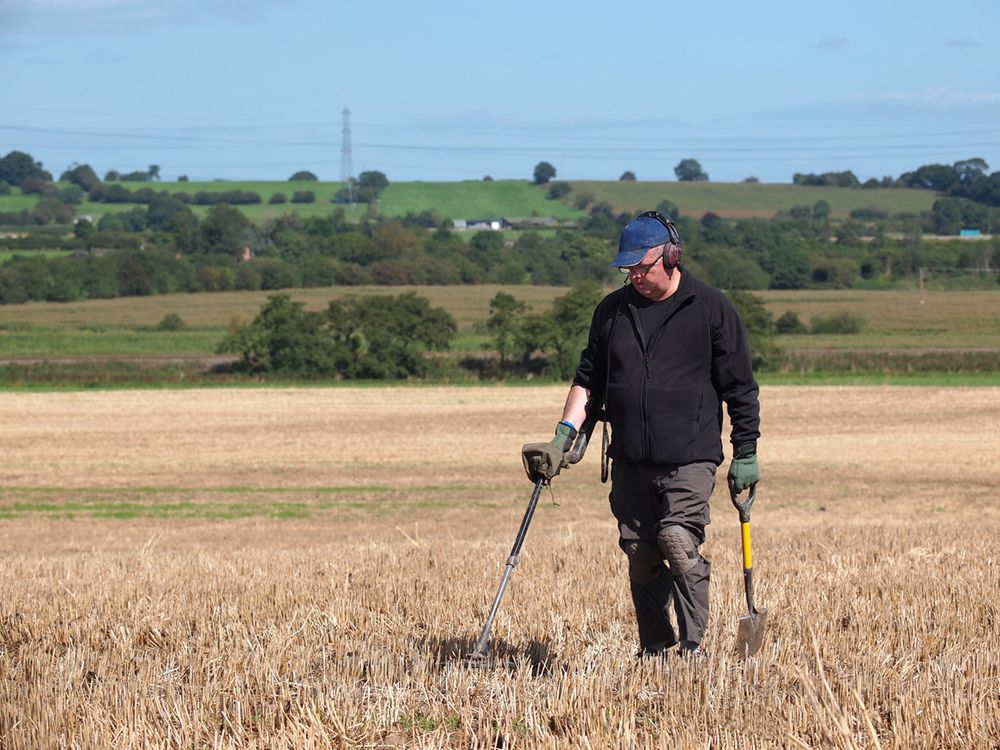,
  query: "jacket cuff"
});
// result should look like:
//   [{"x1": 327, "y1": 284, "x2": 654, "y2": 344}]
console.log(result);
[{"x1": 734, "y1": 441, "x2": 757, "y2": 459}]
